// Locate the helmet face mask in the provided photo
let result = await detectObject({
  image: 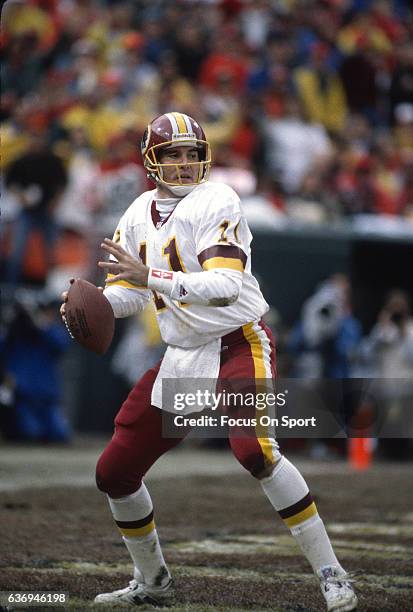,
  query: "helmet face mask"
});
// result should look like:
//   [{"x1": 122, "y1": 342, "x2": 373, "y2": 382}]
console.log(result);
[
  {"x1": 141, "y1": 112, "x2": 211, "y2": 193},
  {"x1": 146, "y1": 140, "x2": 211, "y2": 186}
]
